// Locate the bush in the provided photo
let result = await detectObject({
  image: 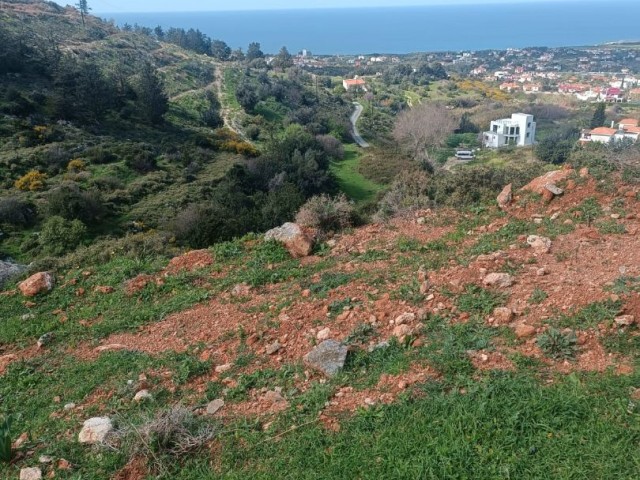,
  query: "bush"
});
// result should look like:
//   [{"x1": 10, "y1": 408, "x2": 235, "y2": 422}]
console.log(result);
[
  {"x1": 537, "y1": 328, "x2": 577, "y2": 359},
  {"x1": 15, "y1": 170, "x2": 47, "y2": 191},
  {"x1": 0, "y1": 197, "x2": 36, "y2": 227},
  {"x1": 45, "y1": 184, "x2": 107, "y2": 225},
  {"x1": 315, "y1": 134, "x2": 345, "y2": 159},
  {"x1": 39, "y1": 216, "x2": 86, "y2": 256},
  {"x1": 375, "y1": 170, "x2": 432, "y2": 220},
  {"x1": 67, "y1": 159, "x2": 87, "y2": 172},
  {"x1": 245, "y1": 124, "x2": 261, "y2": 140},
  {"x1": 295, "y1": 193, "x2": 354, "y2": 235},
  {"x1": 125, "y1": 150, "x2": 157, "y2": 173}
]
